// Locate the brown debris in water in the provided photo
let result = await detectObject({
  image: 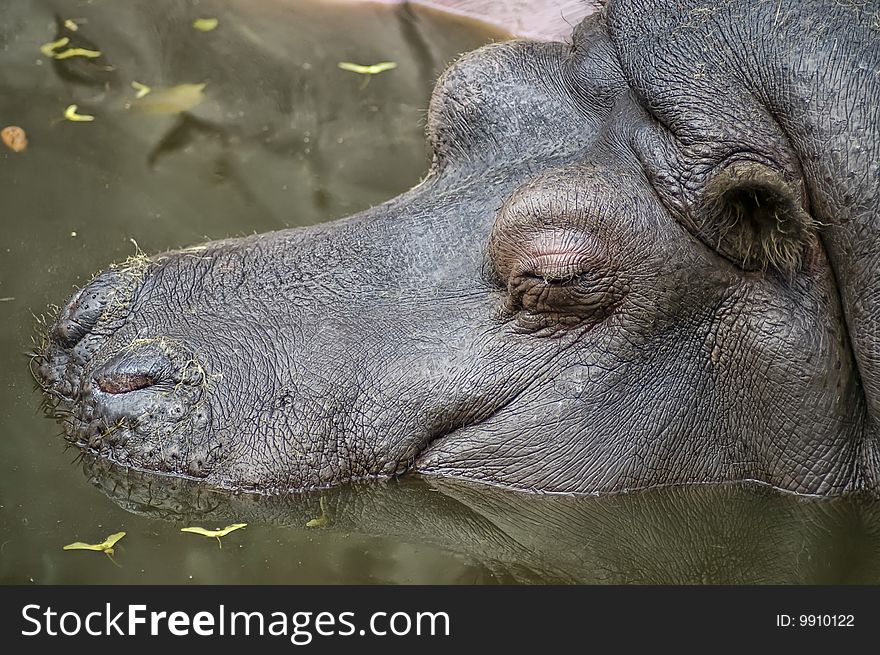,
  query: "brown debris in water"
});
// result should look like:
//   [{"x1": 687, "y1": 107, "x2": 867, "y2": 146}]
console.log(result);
[{"x1": 1, "y1": 126, "x2": 28, "y2": 152}]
